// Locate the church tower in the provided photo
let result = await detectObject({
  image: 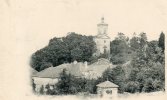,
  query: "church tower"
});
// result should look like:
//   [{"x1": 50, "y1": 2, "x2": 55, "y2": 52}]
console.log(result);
[{"x1": 94, "y1": 17, "x2": 110, "y2": 56}]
